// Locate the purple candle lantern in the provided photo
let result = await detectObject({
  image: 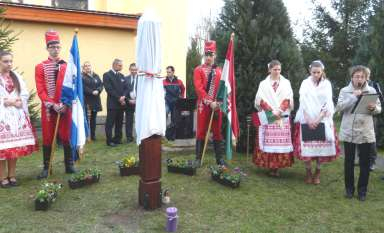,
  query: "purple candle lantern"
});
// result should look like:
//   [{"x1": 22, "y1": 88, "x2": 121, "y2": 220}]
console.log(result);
[{"x1": 166, "y1": 207, "x2": 178, "y2": 232}]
